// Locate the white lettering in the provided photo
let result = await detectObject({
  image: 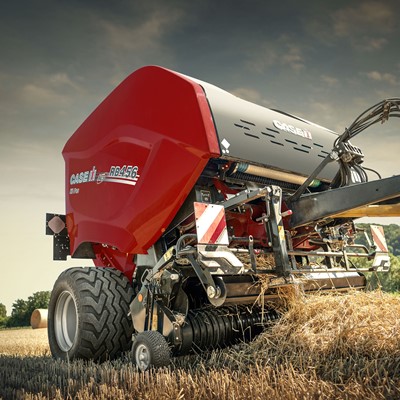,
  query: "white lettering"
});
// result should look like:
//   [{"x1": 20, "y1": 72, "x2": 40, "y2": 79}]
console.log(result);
[
  {"x1": 69, "y1": 164, "x2": 140, "y2": 188},
  {"x1": 69, "y1": 166, "x2": 97, "y2": 186},
  {"x1": 272, "y1": 119, "x2": 312, "y2": 140},
  {"x1": 273, "y1": 120, "x2": 282, "y2": 130}
]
